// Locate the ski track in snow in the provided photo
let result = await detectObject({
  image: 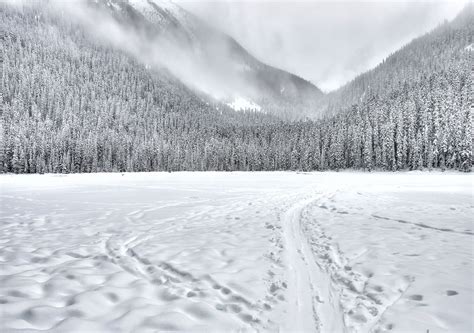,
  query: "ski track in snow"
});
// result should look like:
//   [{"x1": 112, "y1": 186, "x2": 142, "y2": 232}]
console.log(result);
[
  {"x1": 0, "y1": 172, "x2": 472, "y2": 332},
  {"x1": 282, "y1": 194, "x2": 346, "y2": 332}
]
